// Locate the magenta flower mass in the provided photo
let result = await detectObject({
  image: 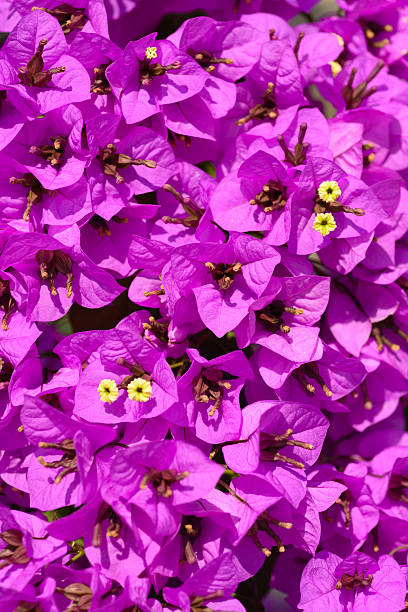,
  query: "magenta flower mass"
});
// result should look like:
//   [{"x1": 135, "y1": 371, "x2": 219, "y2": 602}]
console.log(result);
[{"x1": 0, "y1": 0, "x2": 408, "y2": 609}]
